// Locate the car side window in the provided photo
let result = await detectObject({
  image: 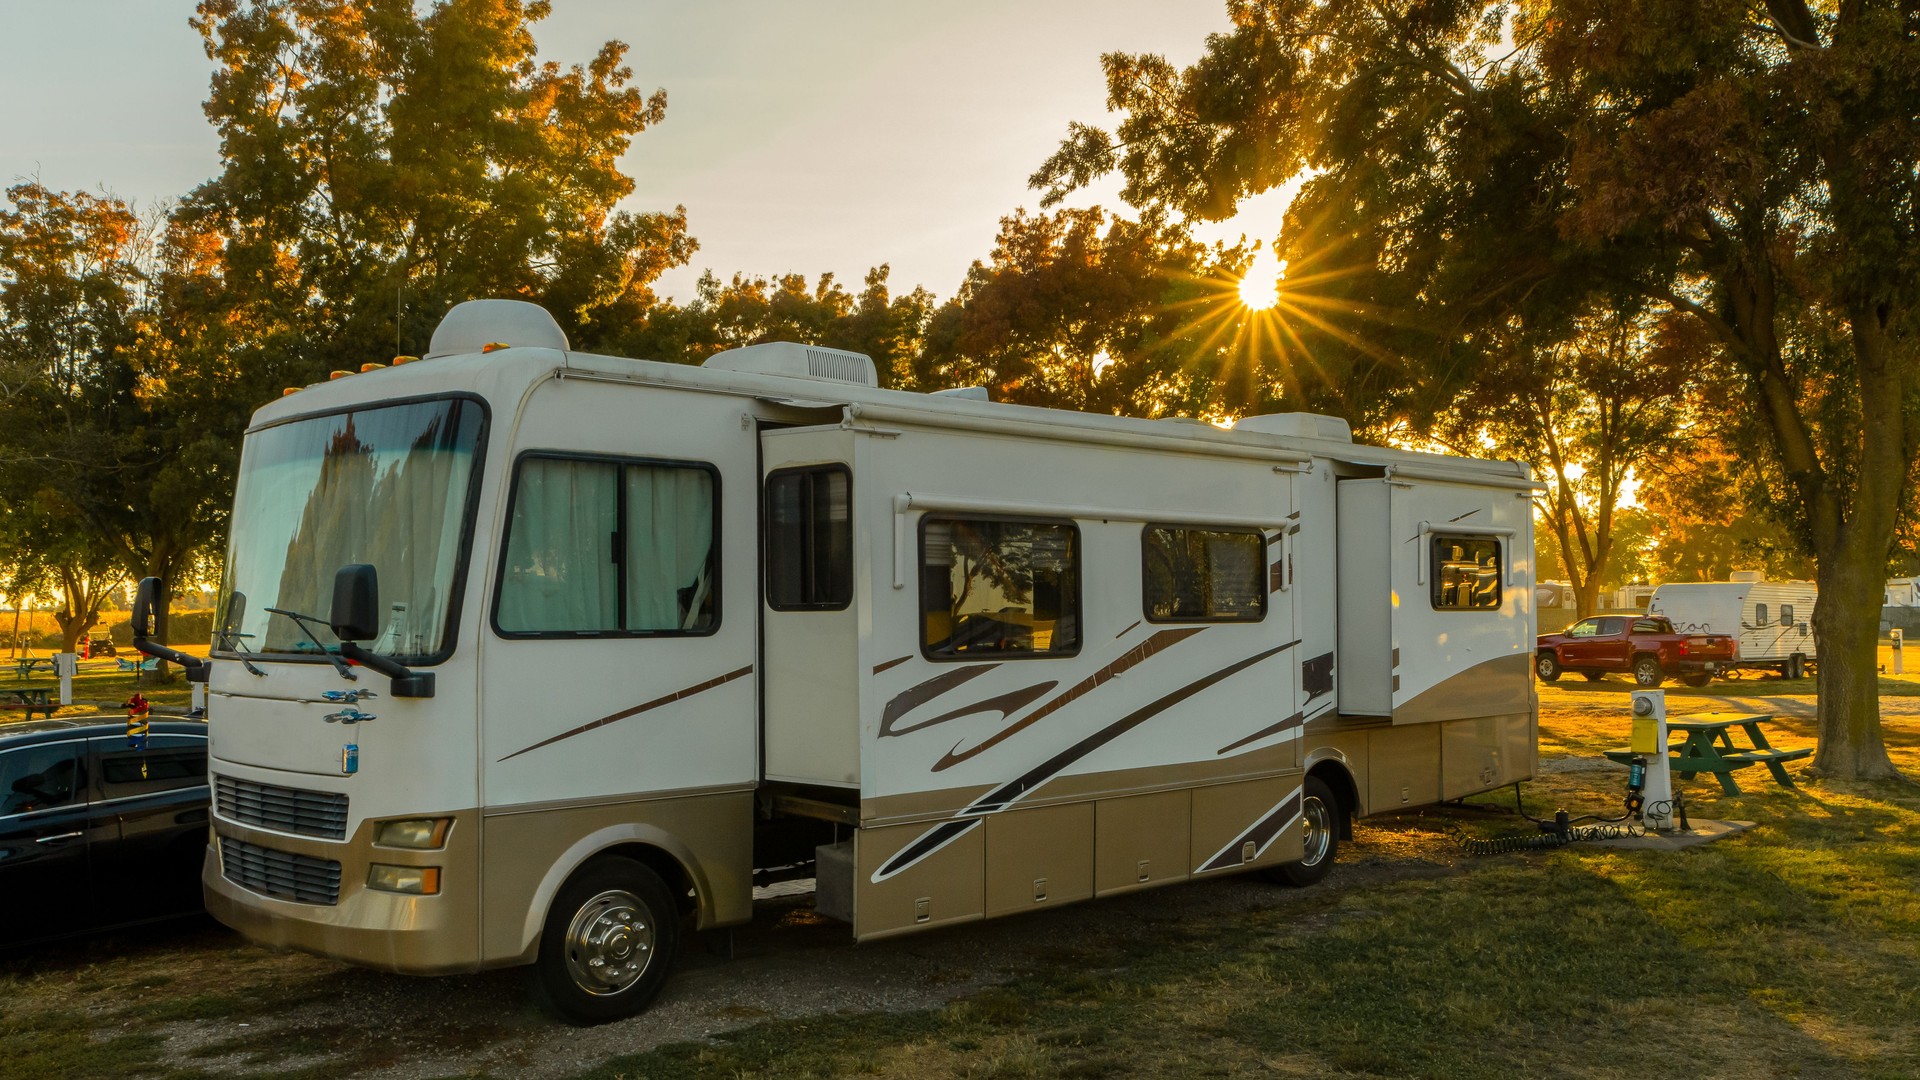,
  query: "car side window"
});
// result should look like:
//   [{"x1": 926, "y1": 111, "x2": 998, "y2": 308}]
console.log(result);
[
  {"x1": 0, "y1": 743, "x2": 84, "y2": 816},
  {"x1": 1600, "y1": 617, "x2": 1628, "y2": 635},
  {"x1": 95, "y1": 735, "x2": 208, "y2": 799},
  {"x1": 1566, "y1": 620, "x2": 1597, "y2": 638},
  {"x1": 1633, "y1": 619, "x2": 1662, "y2": 633}
]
